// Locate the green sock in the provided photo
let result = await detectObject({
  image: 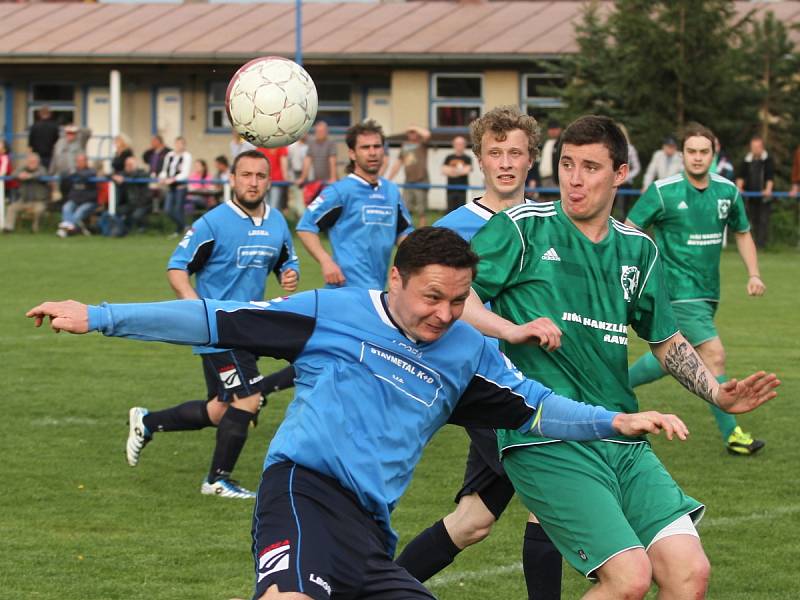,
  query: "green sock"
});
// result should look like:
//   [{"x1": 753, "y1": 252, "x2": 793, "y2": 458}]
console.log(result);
[
  {"x1": 710, "y1": 374, "x2": 737, "y2": 440},
  {"x1": 629, "y1": 352, "x2": 666, "y2": 388}
]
